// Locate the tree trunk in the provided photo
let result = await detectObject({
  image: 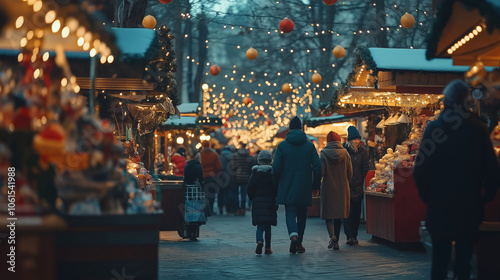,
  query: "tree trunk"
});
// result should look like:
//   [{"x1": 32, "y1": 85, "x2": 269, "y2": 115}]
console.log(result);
[
  {"x1": 374, "y1": 0, "x2": 389, "y2": 48},
  {"x1": 193, "y1": 14, "x2": 208, "y2": 105},
  {"x1": 116, "y1": 0, "x2": 148, "y2": 28}
]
